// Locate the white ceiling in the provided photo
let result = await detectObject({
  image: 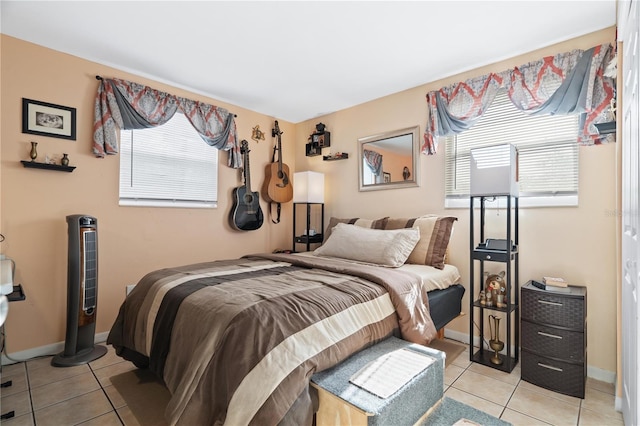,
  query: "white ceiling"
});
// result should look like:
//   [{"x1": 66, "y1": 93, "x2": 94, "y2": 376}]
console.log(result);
[{"x1": 1, "y1": 1, "x2": 617, "y2": 123}]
